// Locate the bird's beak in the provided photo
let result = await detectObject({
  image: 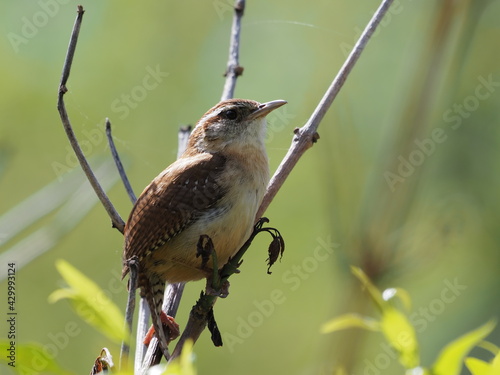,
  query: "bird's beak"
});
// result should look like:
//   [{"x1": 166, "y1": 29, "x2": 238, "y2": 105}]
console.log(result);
[{"x1": 247, "y1": 100, "x2": 287, "y2": 121}]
